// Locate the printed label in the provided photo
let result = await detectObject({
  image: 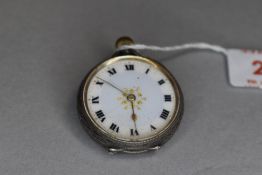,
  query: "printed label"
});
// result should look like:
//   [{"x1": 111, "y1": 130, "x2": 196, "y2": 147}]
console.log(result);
[{"x1": 227, "y1": 49, "x2": 262, "y2": 89}]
